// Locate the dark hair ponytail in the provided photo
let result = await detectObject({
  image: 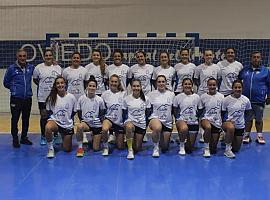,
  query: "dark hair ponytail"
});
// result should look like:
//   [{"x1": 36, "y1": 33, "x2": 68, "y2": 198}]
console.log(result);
[{"x1": 87, "y1": 75, "x2": 97, "y2": 87}]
